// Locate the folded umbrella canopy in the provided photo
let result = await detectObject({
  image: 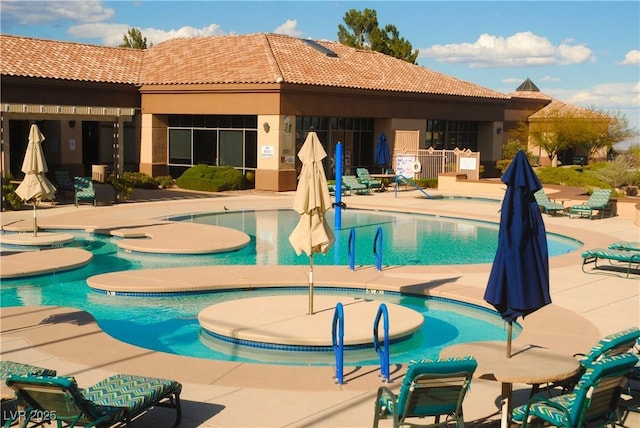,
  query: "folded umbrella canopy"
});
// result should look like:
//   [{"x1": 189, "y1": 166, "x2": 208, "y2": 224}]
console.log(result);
[
  {"x1": 289, "y1": 131, "x2": 335, "y2": 314},
  {"x1": 484, "y1": 150, "x2": 551, "y2": 357},
  {"x1": 375, "y1": 132, "x2": 391, "y2": 172},
  {"x1": 15, "y1": 124, "x2": 57, "y2": 236}
]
